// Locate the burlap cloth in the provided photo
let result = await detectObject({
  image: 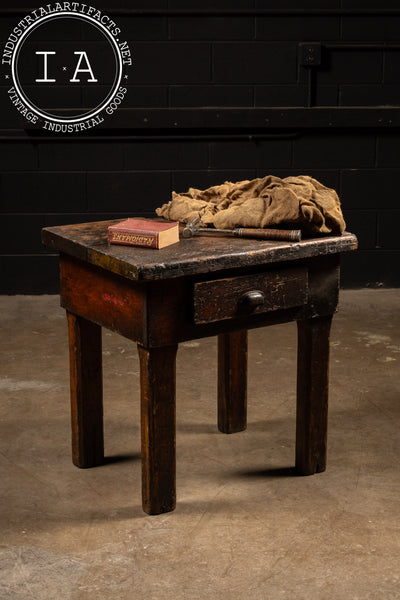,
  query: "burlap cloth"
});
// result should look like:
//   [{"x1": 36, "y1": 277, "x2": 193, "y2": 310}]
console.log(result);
[{"x1": 156, "y1": 175, "x2": 345, "y2": 235}]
